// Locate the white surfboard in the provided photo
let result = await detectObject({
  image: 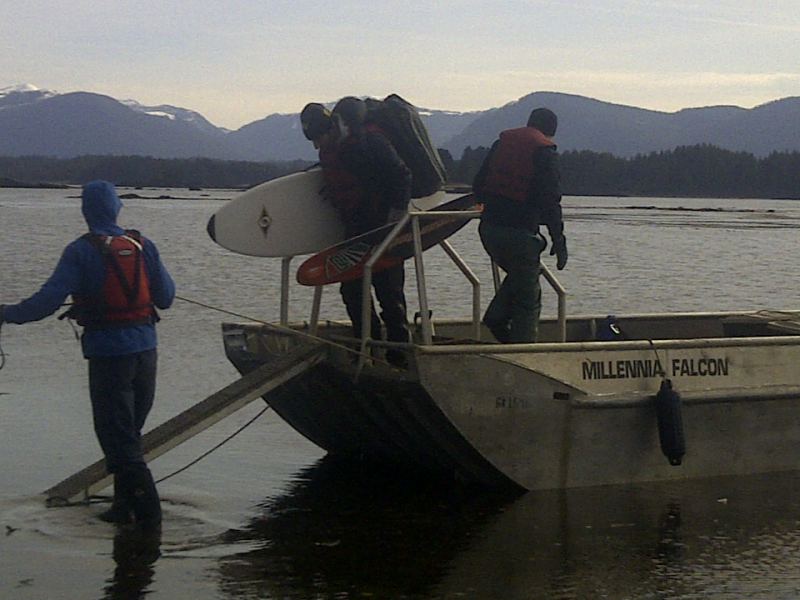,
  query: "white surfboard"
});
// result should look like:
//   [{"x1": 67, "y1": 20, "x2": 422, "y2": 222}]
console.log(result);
[
  {"x1": 207, "y1": 167, "x2": 450, "y2": 258},
  {"x1": 207, "y1": 168, "x2": 342, "y2": 257}
]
